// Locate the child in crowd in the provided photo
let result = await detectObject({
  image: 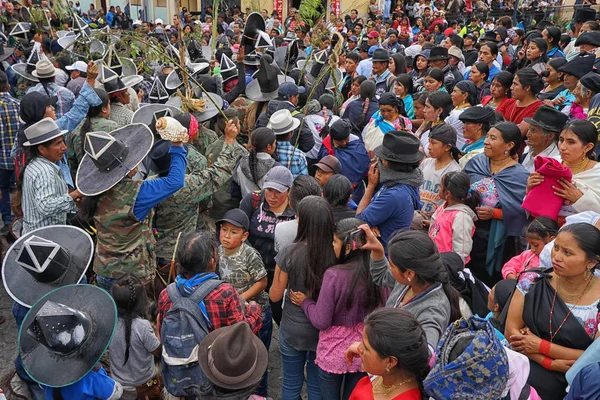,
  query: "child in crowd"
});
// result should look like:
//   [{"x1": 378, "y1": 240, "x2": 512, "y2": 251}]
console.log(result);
[
  {"x1": 419, "y1": 124, "x2": 462, "y2": 219},
  {"x1": 216, "y1": 208, "x2": 271, "y2": 395},
  {"x1": 109, "y1": 274, "x2": 162, "y2": 400},
  {"x1": 501, "y1": 216, "x2": 559, "y2": 279},
  {"x1": 429, "y1": 171, "x2": 482, "y2": 263}
]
